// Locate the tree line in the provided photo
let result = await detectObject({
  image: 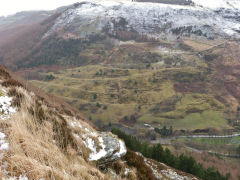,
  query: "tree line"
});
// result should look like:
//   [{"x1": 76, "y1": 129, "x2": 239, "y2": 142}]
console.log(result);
[{"x1": 112, "y1": 128, "x2": 230, "y2": 180}]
